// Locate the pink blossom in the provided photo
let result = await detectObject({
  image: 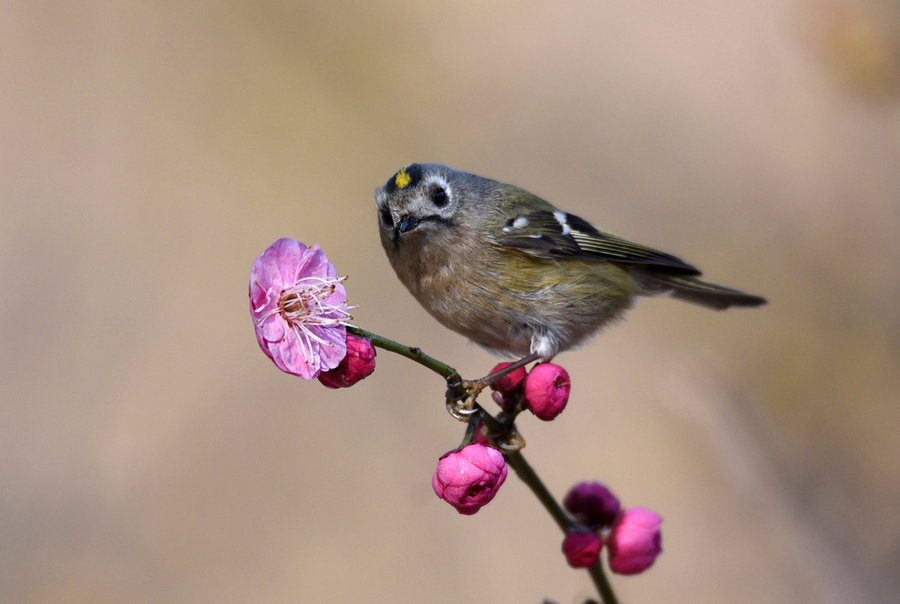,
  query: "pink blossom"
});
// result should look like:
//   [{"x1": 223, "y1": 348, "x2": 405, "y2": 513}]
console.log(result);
[
  {"x1": 563, "y1": 481, "x2": 621, "y2": 529},
  {"x1": 471, "y1": 422, "x2": 491, "y2": 445},
  {"x1": 606, "y1": 507, "x2": 663, "y2": 575},
  {"x1": 317, "y1": 334, "x2": 376, "y2": 388},
  {"x1": 523, "y1": 363, "x2": 570, "y2": 420},
  {"x1": 562, "y1": 530, "x2": 603, "y2": 568},
  {"x1": 489, "y1": 361, "x2": 527, "y2": 395},
  {"x1": 490, "y1": 389, "x2": 511, "y2": 410},
  {"x1": 432, "y1": 443, "x2": 508, "y2": 515},
  {"x1": 249, "y1": 238, "x2": 351, "y2": 379}
]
